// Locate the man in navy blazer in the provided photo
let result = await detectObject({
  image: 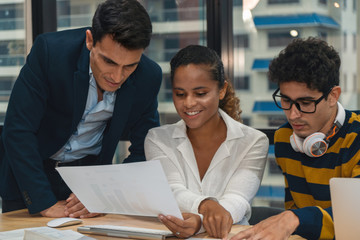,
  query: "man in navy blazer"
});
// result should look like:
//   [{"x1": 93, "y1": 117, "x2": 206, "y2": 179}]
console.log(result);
[{"x1": 0, "y1": 0, "x2": 162, "y2": 217}]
